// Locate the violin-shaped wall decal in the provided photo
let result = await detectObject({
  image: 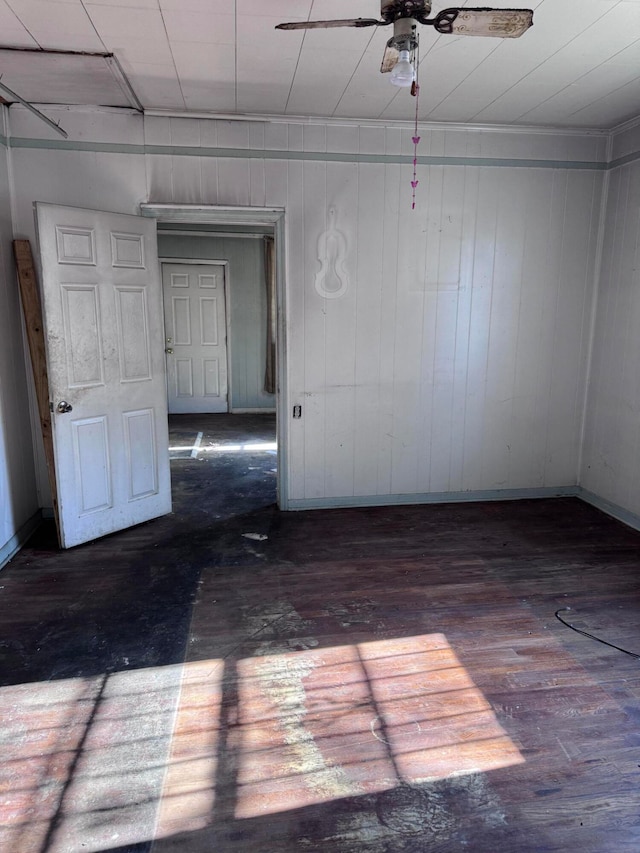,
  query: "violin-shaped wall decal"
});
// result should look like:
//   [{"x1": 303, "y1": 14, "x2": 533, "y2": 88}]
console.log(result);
[{"x1": 314, "y1": 207, "x2": 349, "y2": 299}]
